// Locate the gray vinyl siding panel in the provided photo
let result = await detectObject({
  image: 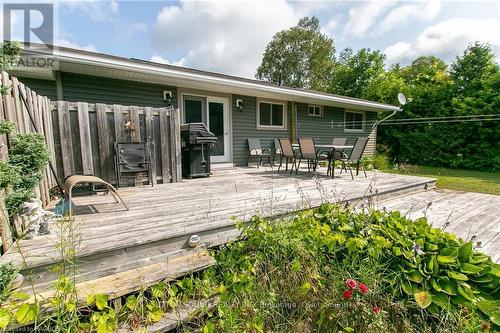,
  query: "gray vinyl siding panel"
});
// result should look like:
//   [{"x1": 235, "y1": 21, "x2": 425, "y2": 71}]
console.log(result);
[
  {"x1": 296, "y1": 103, "x2": 377, "y2": 156},
  {"x1": 232, "y1": 95, "x2": 291, "y2": 166},
  {"x1": 17, "y1": 78, "x2": 57, "y2": 100},
  {"x1": 60, "y1": 73, "x2": 178, "y2": 108}
]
